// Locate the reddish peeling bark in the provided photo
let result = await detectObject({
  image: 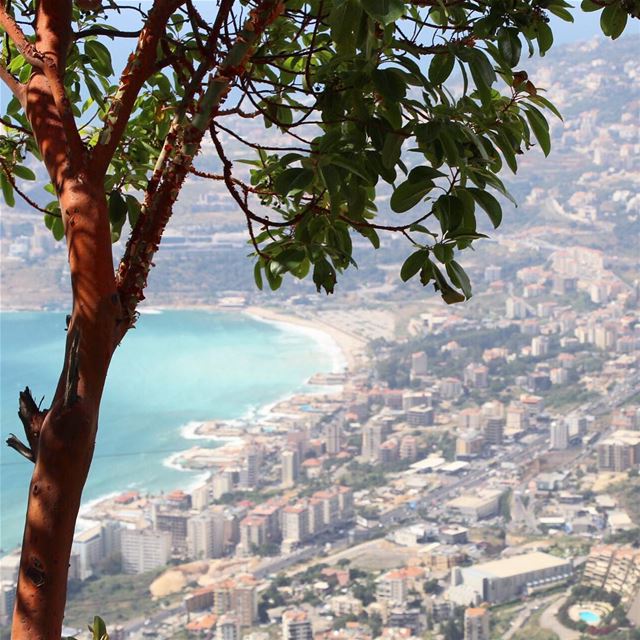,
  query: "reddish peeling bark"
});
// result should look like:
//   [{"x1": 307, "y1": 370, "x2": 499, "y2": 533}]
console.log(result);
[
  {"x1": 11, "y1": 183, "x2": 120, "y2": 640},
  {"x1": 0, "y1": 0, "x2": 284, "y2": 636},
  {"x1": 12, "y1": 88, "x2": 120, "y2": 640},
  {"x1": 8, "y1": 2, "x2": 121, "y2": 637}
]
